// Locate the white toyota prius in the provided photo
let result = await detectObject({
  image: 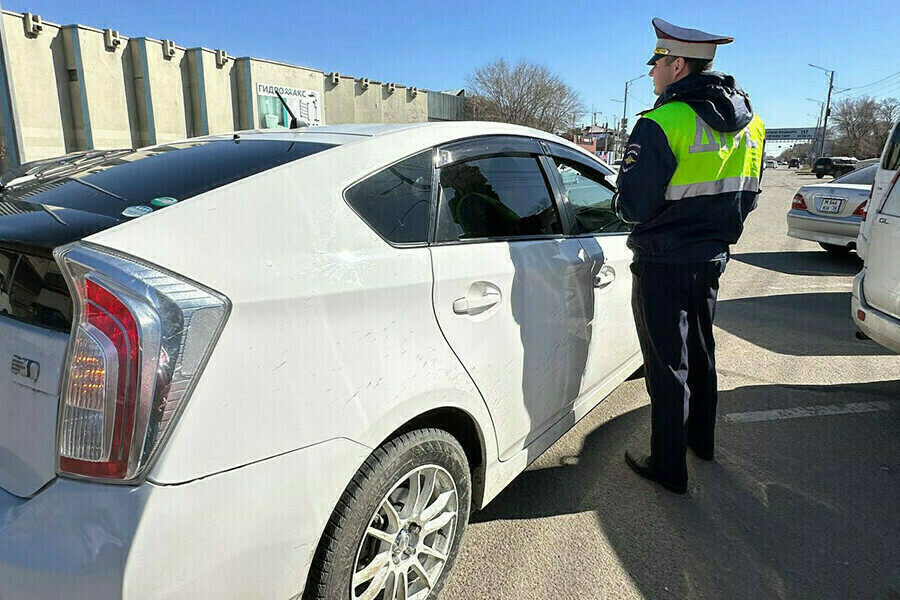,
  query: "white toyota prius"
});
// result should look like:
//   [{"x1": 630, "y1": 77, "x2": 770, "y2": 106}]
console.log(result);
[{"x1": 0, "y1": 122, "x2": 640, "y2": 600}]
